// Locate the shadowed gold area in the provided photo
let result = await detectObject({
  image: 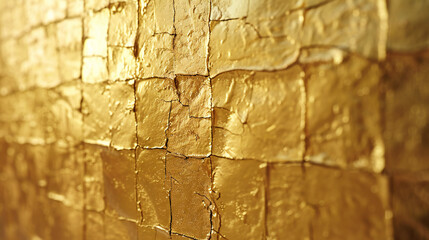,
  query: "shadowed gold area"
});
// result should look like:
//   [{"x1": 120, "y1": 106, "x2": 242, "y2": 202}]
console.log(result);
[{"x1": 0, "y1": 0, "x2": 428, "y2": 239}]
